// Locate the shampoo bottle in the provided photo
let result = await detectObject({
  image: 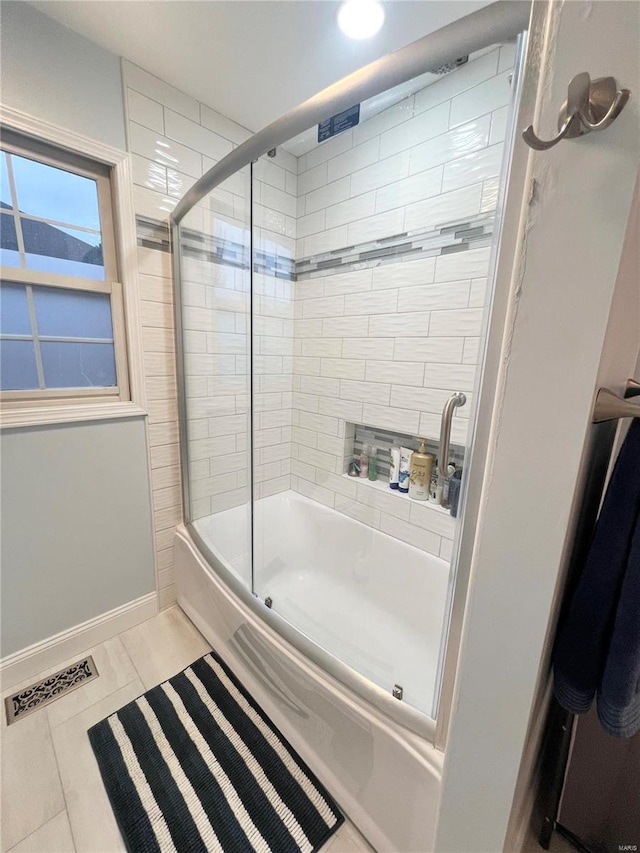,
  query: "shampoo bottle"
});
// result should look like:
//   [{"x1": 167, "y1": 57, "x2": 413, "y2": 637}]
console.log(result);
[
  {"x1": 389, "y1": 447, "x2": 400, "y2": 489},
  {"x1": 398, "y1": 447, "x2": 412, "y2": 494},
  {"x1": 409, "y1": 439, "x2": 433, "y2": 501}
]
